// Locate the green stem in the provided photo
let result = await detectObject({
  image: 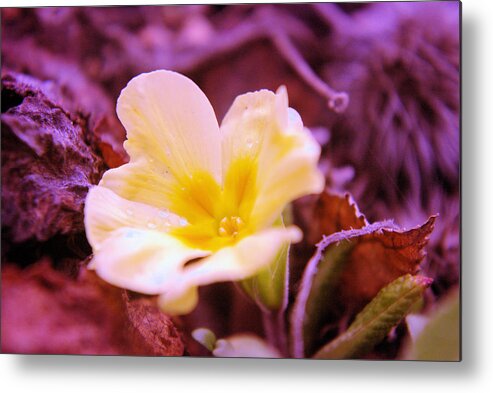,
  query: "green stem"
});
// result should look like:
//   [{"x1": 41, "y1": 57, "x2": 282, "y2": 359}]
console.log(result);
[{"x1": 262, "y1": 309, "x2": 288, "y2": 357}]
